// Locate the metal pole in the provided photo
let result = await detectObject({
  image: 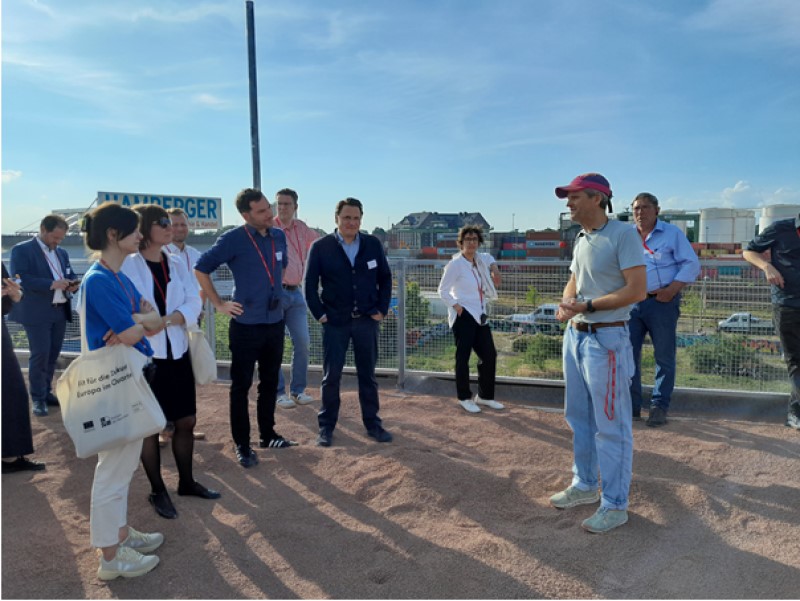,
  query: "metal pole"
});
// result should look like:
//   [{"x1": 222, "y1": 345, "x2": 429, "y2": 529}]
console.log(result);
[
  {"x1": 396, "y1": 261, "x2": 406, "y2": 389},
  {"x1": 245, "y1": 0, "x2": 261, "y2": 190}
]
